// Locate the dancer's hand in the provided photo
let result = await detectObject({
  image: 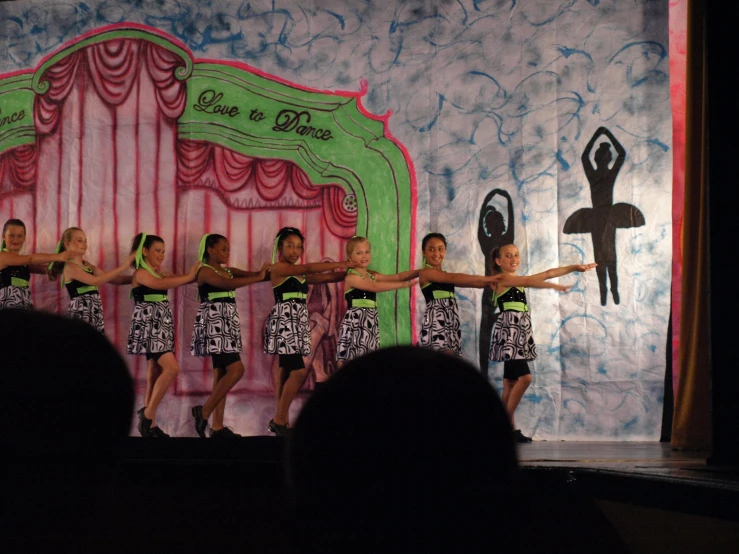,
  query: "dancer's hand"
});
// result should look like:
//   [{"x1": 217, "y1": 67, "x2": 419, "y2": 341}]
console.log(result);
[
  {"x1": 187, "y1": 262, "x2": 202, "y2": 280},
  {"x1": 575, "y1": 262, "x2": 597, "y2": 272},
  {"x1": 339, "y1": 260, "x2": 356, "y2": 269},
  {"x1": 124, "y1": 252, "x2": 136, "y2": 267},
  {"x1": 554, "y1": 284, "x2": 572, "y2": 292},
  {"x1": 403, "y1": 278, "x2": 418, "y2": 288},
  {"x1": 258, "y1": 262, "x2": 272, "y2": 280}
]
